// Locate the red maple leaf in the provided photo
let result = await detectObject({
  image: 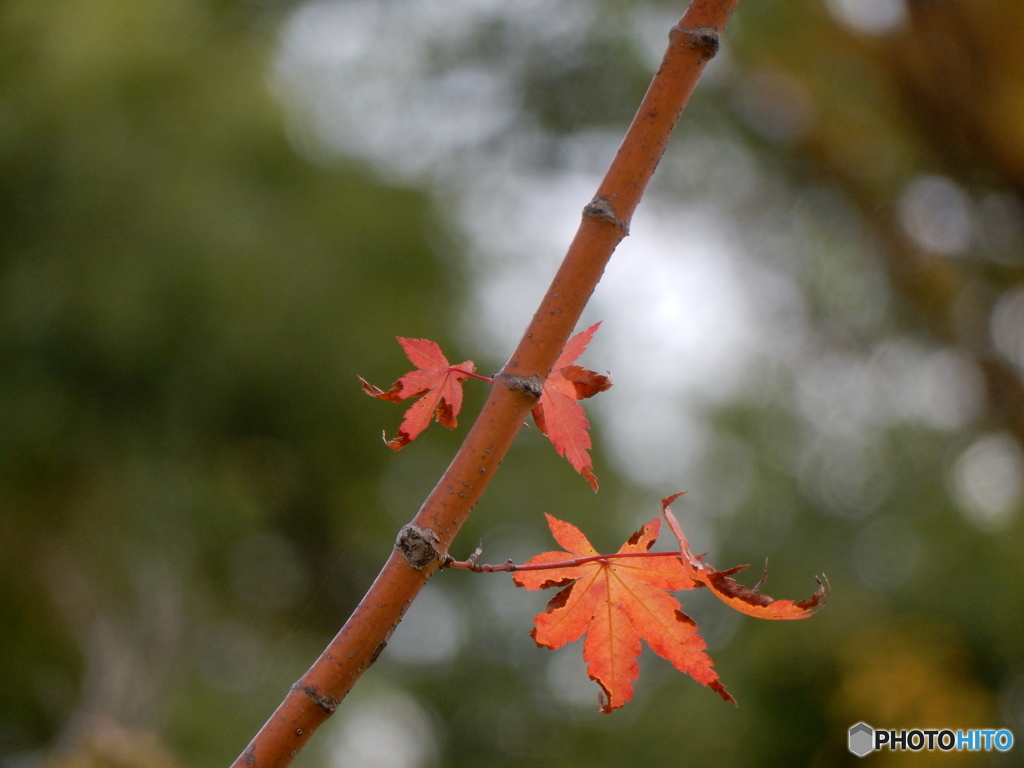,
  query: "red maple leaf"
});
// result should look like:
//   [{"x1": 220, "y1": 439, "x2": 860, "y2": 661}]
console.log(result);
[
  {"x1": 512, "y1": 501, "x2": 825, "y2": 712},
  {"x1": 358, "y1": 338, "x2": 475, "y2": 450},
  {"x1": 532, "y1": 323, "x2": 612, "y2": 491},
  {"x1": 513, "y1": 513, "x2": 732, "y2": 712}
]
